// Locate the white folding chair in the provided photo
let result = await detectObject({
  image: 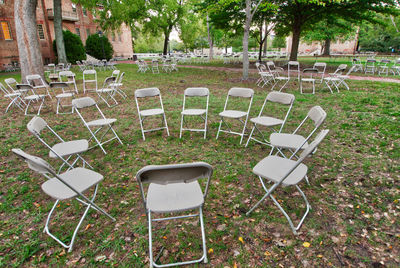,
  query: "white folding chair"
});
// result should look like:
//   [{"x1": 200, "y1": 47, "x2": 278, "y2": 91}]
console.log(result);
[
  {"x1": 246, "y1": 129, "x2": 330, "y2": 234},
  {"x1": 267, "y1": 61, "x2": 284, "y2": 78},
  {"x1": 378, "y1": 59, "x2": 390, "y2": 76},
  {"x1": 5, "y1": 78, "x2": 28, "y2": 98},
  {"x1": 136, "y1": 162, "x2": 213, "y2": 267},
  {"x1": 0, "y1": 82, "x2": 25, "y2": 113},
  {"x1": 323, "y1": 64, "x2": 347, "y2": 93},
  {"x1": 72, "y1": 97, "x2": 123, "y2": 154},
  {"x1": 257, "y1": 63, "x2": 274, "y2": 87},
  {"x1": 351, "y1": 58, "x2": 363, "y2": 73},
  {"x1": 83, "y1": 69, "x2": 97, "y2": 94},
  {"x1": 179, "y1": 87, "x2": 209, "y2": 139},
  {"x1": 216, "y1": 87, "x2": 254, "y2": 144},
  {"x1": 300, "y1": 68, "x2": 319, "y2": 94},
  {"x1": 288, "y1": 61, "x2": 300, "y2": 81},
  {"x1": 335, "y1": 65, "x2": 356, "y2": 91},
  {"x1": 110, "y1": 72, "x2": 126, "y2": 99},
  {"x1": 152, "y1": 59, "x2": 160, "y2": 74},
  {"x1": 270, "y1": 63, "x2": 290, "y2": 92},
  {"x1": 246, "y1": 92, "x2": 294, "y2": 147},
  {"x1": 162, "y1": 59, "x2": 172, "y2": 73},
  {"x1": 364, "y1": 59, "x2": 376, "y2": 74},
  {"x1": 171, "y1": 58, "x2": 178, "y2": 71},
  {"x1": 76, "y1": 61, "x2": 86, "y2": 72},
  {"x1": 135, "y1": 88, "x2": 170, "y2": 141},
  {"x1": 27, "y1": 116, "x2": 93, "y2": 173},
  {"x1": 313, "y1": 62, "x2": 326, "y2": 83},
  {"x1": 12, "y1": 148, "x2": 115, "y2": 252},
  {"x1": 111, "y1": 69, "x2": 120, "y2": 81},
  {"x1": 17, "y1": 84, "x2": 47, "y2": 115},
  {"x1": 26, "y1": 74, "x2": 52, "y2": 99},
  {"x1": 50, "y1": 82, "x2": 75, "y2": 114},
  {"x1": 269, "y1": 105, "x2": 327, "y2": 161},
  {"x1": 59, "y1": 71, "x2": 78, "y2": 94},
  {"x1": 96, "y1": 76, "x2": 118, "y2": 107}
]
